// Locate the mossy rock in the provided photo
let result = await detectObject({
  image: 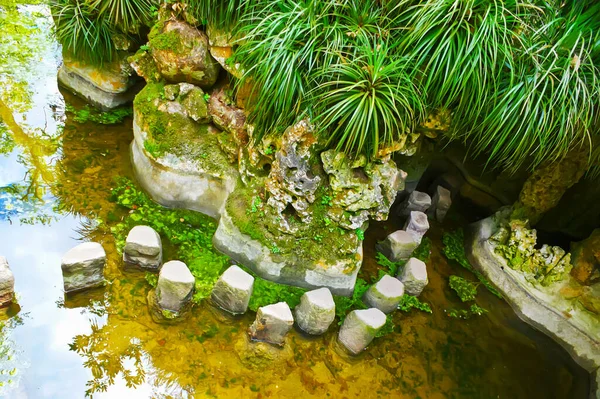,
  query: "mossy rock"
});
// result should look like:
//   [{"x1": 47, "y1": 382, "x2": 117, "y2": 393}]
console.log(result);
[{"x1": 148, "y1": 20, "x2": 221, "y2": 89}]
